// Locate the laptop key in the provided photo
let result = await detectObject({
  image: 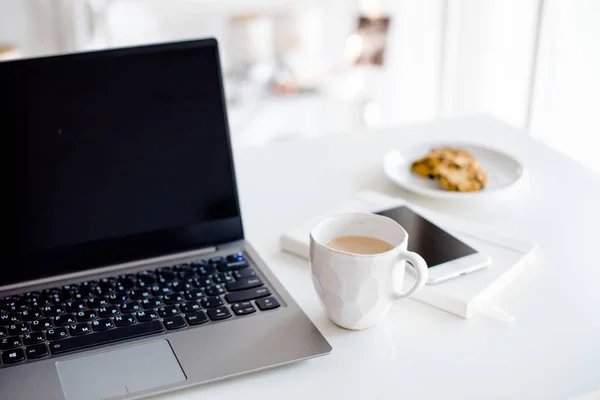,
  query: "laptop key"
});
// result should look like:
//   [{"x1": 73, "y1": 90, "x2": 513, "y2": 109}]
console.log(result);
[
  {"x1": 0, "y1": 313, "x2": 20, "y2": 325},
  {"x1": 226, "y1": 252, "x2": 244, "y2": 262},
  {"x1": 50, "y1": 321, "x2": 165, "y2": 355},
  {"x1": 1, "y1": 295, "x2": 16, "y2": 303},
  {"x1": 184, "y1": 289, "x2": 205, "y2": 301},
  {"x1": 8, "y1": 322, "x2": 30, "y2": 336},
  {"x1": 46, "y1": 327, "x2": 69, "y2": 341},
  {"x1": 65, "y1": 301, "x2": 87, "y2": 313},
  {"x1": 201, "y1": 296, "x2": 223, "y2": 309},
  {"x1": 48, "y1": 295, "x2": 63, "y2": 305},
  {"x1": 98, "y1": 306, "x2": 119, "y2": 318},
  {"x1": 185, "y1": 311, "x2": 208, "y2": 325},
  {"x1": 205, "y1": 285, "x2": 225, "y2": 296},
  {"x1": 226, "y1": 277, "x2": 263, "y2": 292},
  {"x1": 156, "y1": 267, "x2": 177, "y2": 282},
  {"x1": 78, "y1": 286, "x2": 94, "y2": 297},
  {"x1": 232, "y1": 268, "x2": 257, "y2": 280},
  {"x1": 191, "y1": 259, "x2": 208, "y2": 267},
  {"x1": 179, "y1": 302, "x2": 201, "y2": 313},
  {"x1": 207, "y1": 306, "x2": 232, "y2": 321},
  {"x1": 54, "y1": 314, "x2": 77, "y2": 326},
  {"x1": 114, "y1": 315, "x2": 136, "y2": 327},
  {"x1": 31, "y1": 295, "x2": 49, "y2": 304},
  {"x1": 31, "y1": 318, "x2": 53, "y2": 331},
  {"x1": 192, "y1": 278, "x2": 213, "y2": 288},
  {"x1": 26, "y1": 344, "x2": 49, "y2": 359},
  {"x1": 0, "y1": 327, "x2": 6, "y2": 338},
  {"x1": 256, "y1": 297, "x2": 281, "y2": 311},
  {"x1": 232, "y1": 302, "x2": 257, "y2": 316},
  {"x1": 9, "y1": 301, "x2": 29, "y2": 312},
  {"x1": 150, "y1": 284, "x2": 171, "y2": 296},
  {"x1": 130, "y1": 289, "x2": 151, "y2": 301},
  {"x1": 141, "y1": 297, "x2": 164, "y2": 309},
  {"x1": 169, "y1": 280, "x2": 191, "y2": 292},
  {"x1": 90, "y1": 286, "x2": 106, "y2": 297},
  {"x1": 163, "y1": 316, "x2": 187, "y2": 330},
  {"x1": 56, "y1": 291, "x2": 72, "y2": 302},
  {"x1": 173, "y1": 263, "x2": 192, "y2": 272},
  {"x1": 0, "y1": 336, "x2": 21, "y2": 350},
  {"x1": 41, "y1": 288, "x2": 59, "y2": 296},
  {"x1": 225, "y1": 287, "x2": 271, "y2": 304},
  {"x1": 99, "y1": 278, "x2": 116, "y2": 290},
  {"x1": 196, "y1": 265, "x2": 216, "y2": 277},
  {"x1": 208, "y1": 257, "x2": 223, "y2": 264},
  {"x1": 21, "y1": 308, "x2": 43, "y2": 321},
  {"x1": 217, "y1": 260, "x2": 249, "y2": 272},
  {"x1": 212, "y1": 273, "x2": 233, "y2": 284},
  {"x1": 42, "y1": 305, "x2": 65, "y2": 317},
  {"x1": 163, "y1": 293, "x2": 184, "y2": 305},
  {"x1": 2, "y1": 348, "x2": 25, "y2": 364},
  {"x1": 62, "y1": 284, "x2": 79, "y2": 293},
  {"x1": 108, "y1": 293, "x2": 129, "y2": 304},
  {"x1": 69, "y1": 323, "x2": 91, "y2": 336},
  {"x1": 71, "y1": 291, "x2": 86, "y2": 301},
  {"x1": 117, "y1": 275, "x2": 136, "y2": 290},
  {"x1": 22, "y1": 332, "x2": 45, "y2": 346},
  {"x1": 120, "y1": 301, "x2": 142, "y2": 314},
  {"x1": 88, "y1": 297, "x2": 109, "y2": 308},
  {"x1": 158, "y1": 306, "x2": 179, "y2": 318},
  {"x1": 135, "y1": 310, "x2": 158, "y2": 322},
  {"x1": 137, "y1": 272, "x2": 157, "y2": 286},
  {"x1": 76, "y1": 310, "x2": 99, "y2": 322},
  {"x1": 28, "y1": 298, "x2": 49, "y2": 309},
  {"x1": 178, "y1": 269, "x2": 196, "y2": 279},
  {"x1": 91, "y1": 319, "x2": 114, "y2": 331},
  {"x1": 115, "y1": 284, "x2": 131, "y2": 294}
]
